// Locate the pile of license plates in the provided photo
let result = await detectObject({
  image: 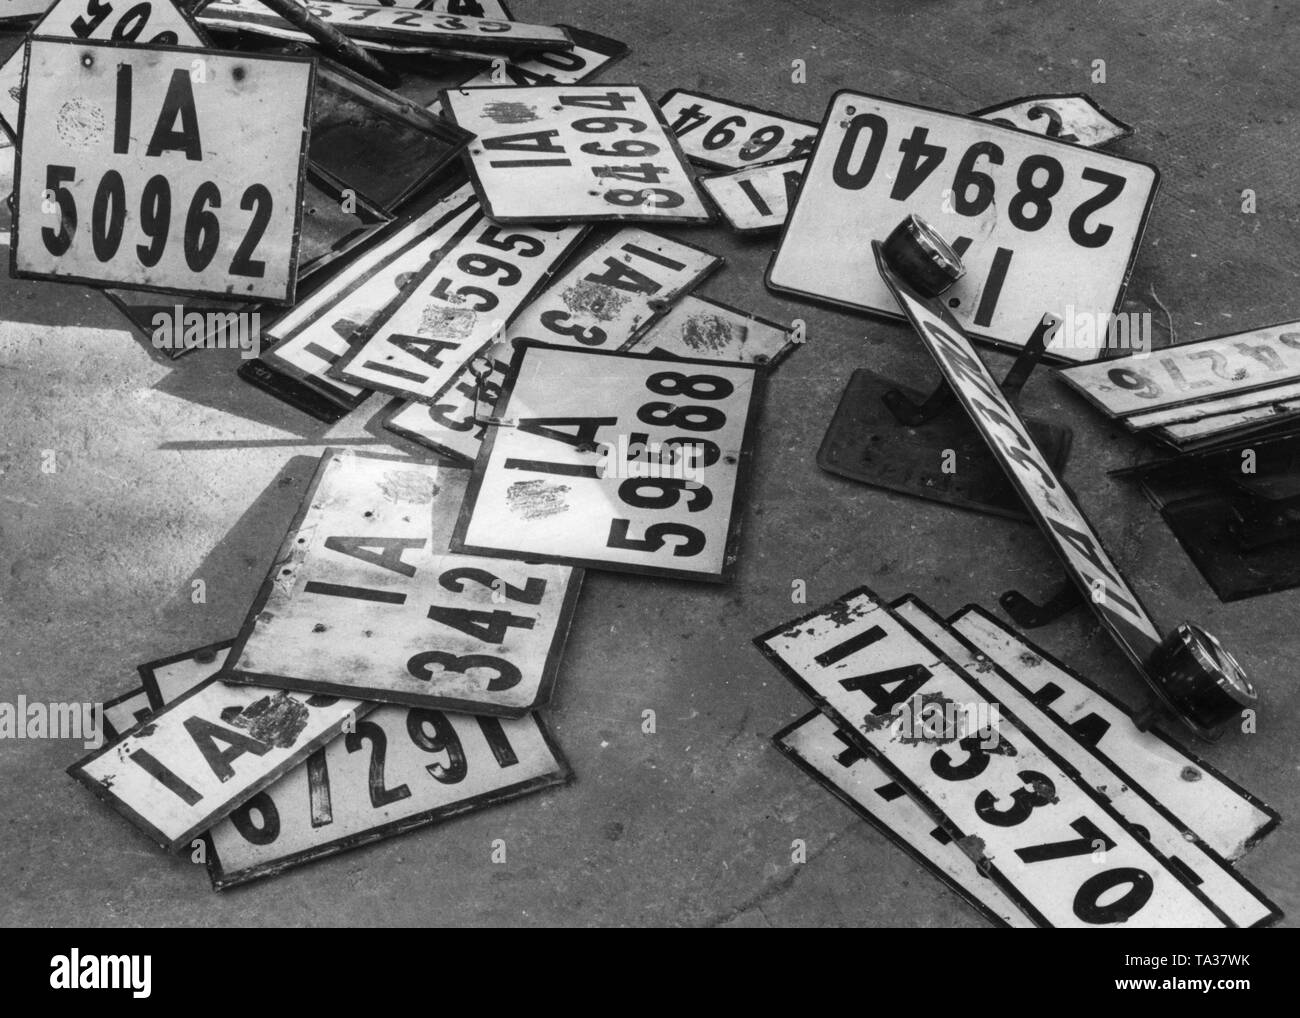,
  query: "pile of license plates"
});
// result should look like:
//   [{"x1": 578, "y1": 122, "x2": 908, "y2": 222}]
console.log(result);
[{"x1": 0, "y1": 0, "x2": 1281, "y2": 917}]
